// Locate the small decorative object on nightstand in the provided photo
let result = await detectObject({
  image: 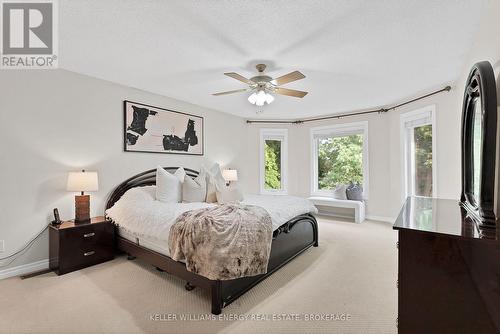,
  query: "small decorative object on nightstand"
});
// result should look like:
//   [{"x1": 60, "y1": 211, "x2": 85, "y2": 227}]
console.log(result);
[
  {"x1": 222, "y1": 169, "x2": 238, "y2": 186},
  {"x1": 49, "y1": 216, "x2": 114, "y2": 275},
  {"x1": 67, "y1": 170, "x2": 98, "y2": 223}
]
